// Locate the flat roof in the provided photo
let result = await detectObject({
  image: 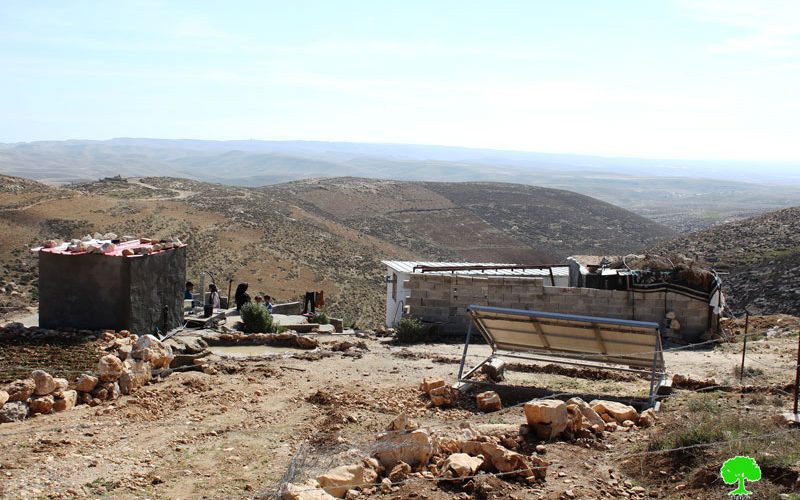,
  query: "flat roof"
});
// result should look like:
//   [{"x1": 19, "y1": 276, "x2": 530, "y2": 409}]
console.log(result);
[
  {"x1": 382, "y1": 260, "x2": 569, "y2": 277},
  {"x1": 32, "y1": 238, "x2": 186, "y2": 257}
]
